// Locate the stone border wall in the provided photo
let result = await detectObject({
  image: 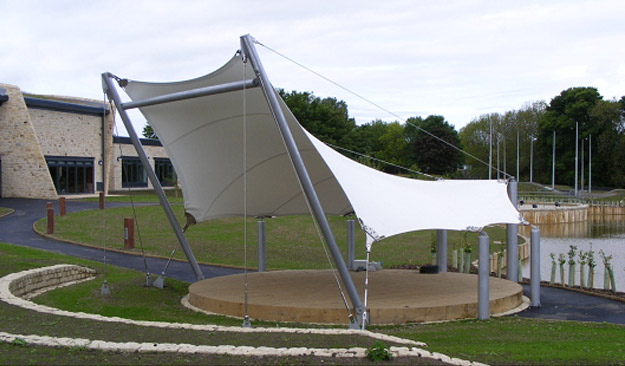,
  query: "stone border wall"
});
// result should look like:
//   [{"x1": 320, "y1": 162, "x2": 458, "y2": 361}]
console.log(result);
[
  {"x1": 7, "y1": 264, "x2": 96, "y2": 299},
  {"x1": 519, "y1": 203, "x2": 588, "y2": 224}
]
